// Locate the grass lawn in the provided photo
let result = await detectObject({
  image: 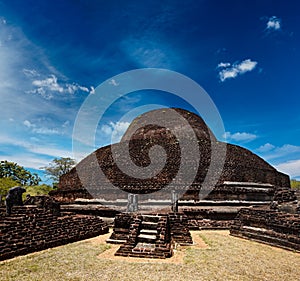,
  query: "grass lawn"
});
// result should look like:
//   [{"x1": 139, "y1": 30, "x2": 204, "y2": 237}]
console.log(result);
[{"x1": 1, "y1": 230, "x2": 299, "y2": 281}]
